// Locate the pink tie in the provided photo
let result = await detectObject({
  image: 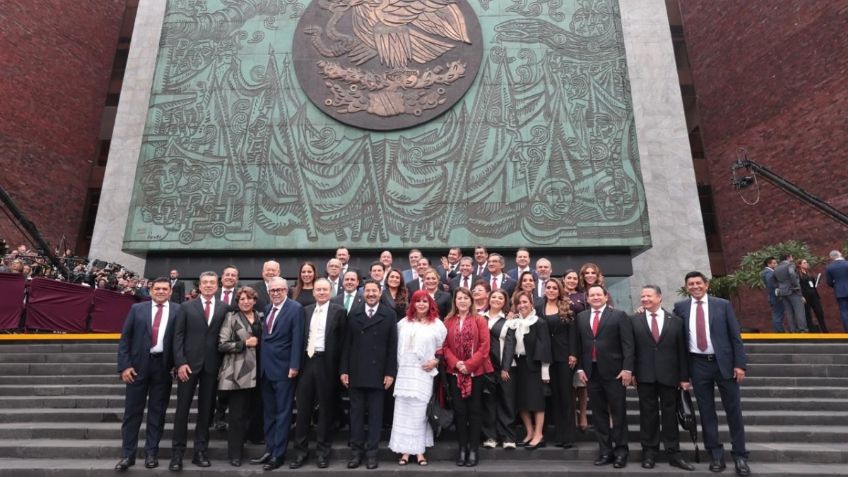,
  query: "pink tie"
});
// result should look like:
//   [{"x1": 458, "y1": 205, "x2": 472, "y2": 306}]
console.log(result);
[
  {"x1": 267, "y1": 307, "x2": 278, "y2": 333},
  {"x1": 651, "y1": 313, "x2": 660, "y2": 343},
  {"x1": 696, "y1": 301, "x2": 708, "y2": 351},
  {"x1": 151, "y1": 304, "x2": 163, "y2": 347},
  {"x1": 223, "y1": 290, "x2": 231, "y2": 305},
  {"x1": 491, "y1": 276, "x2": 497, "y2": 290},
  {"x1": 204, "y1": 300, "x2": 211, "y2": 323}
]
